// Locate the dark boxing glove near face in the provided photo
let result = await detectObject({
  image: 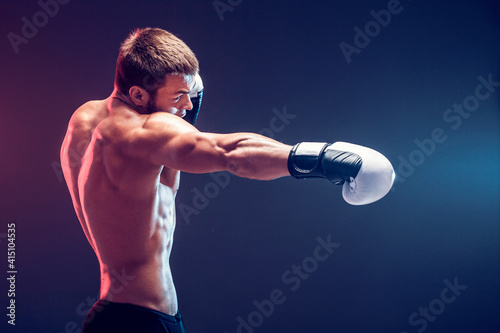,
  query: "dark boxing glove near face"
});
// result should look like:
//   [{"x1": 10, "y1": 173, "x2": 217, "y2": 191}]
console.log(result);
[
  {"x1": 184, "y1": 88, "x2": 203, "y2": 125},
  {"x1": 287, "y1": 142, "x2": 362, "y2": 185}
]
